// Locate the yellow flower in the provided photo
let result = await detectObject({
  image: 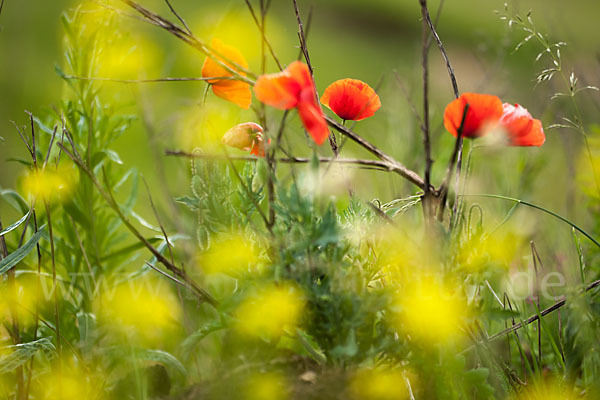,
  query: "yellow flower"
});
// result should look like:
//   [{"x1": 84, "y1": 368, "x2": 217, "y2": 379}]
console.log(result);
[
  {"x1": 393, "y1": 278, "x2": 467, "y2": 343},
  {"x1": 33, "y1": 364, "x2": 103, "y2": 400},
  {"x1": 95, "y1": 278, "x2": 181, "y2": 345},
  {"x1": 235, "y1": 283, "x2": 305, "y2": 339},
  {"x1": 516, "y1": 379, "x2": 579, "y2": 400},
  {"x1": 197, "y1": 231, "x2": 262, "y2": 277},
  {"x1": 21, "y1": 164, "x2": 77, "y2": 203},
  {"x1": 349, "y1": 367, "x2": 412, "y2": 400},
  {"x1": 0, "y1": 276, "x2": 41, "y2": 327},
  {"x1": 244, "y1": 372, "x2": 289, "y2": 400}
]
